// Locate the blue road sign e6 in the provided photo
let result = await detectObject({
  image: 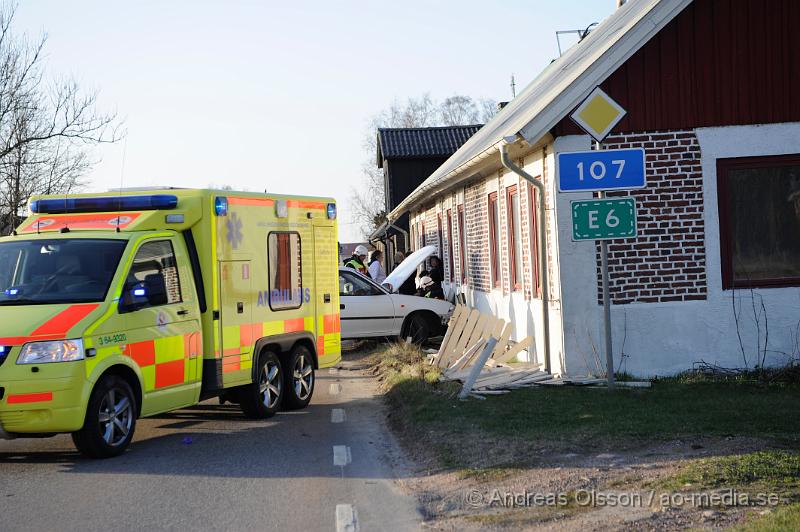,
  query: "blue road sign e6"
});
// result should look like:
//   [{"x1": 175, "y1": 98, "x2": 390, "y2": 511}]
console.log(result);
[{"x1": 557, "y1": 148, "x2": 645, "y2": 192}]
